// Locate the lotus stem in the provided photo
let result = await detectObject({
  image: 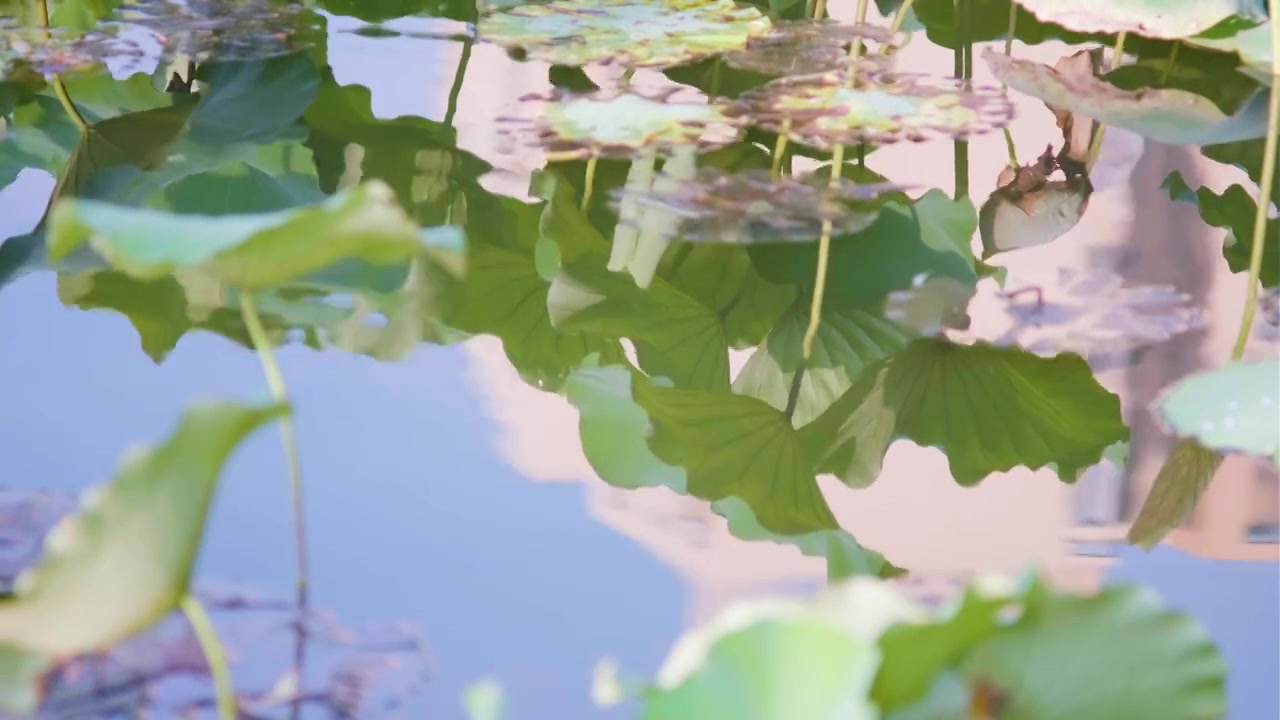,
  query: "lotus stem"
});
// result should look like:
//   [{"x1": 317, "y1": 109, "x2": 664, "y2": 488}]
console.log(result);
[
  {"x1": 444, "y1": 37, "x2": 472, "y2": 128},
  {"x1": 581, "y1": 155, "x2": 597, "y2": 211},
  {"x1": 1230, "y1": 18, "x2": 1280, "y2": 359},
  {"x1": 803, "y1": 220, "x2": 834, "y2": 359},
  {"x1": 238, "y1": 291, "x2": 310, "y2": 697},
  {"x1": 771, "y1": 120, "x2": 791, "y2": 180},
  {"x1": 829, "y1": 144, "x2": 846, "y2": 182},
  {"x1": 1159, "y1": 42, "x2": 1180, "y2": 86},
  {"x1": 182, "y1": 595, "x2": 236, "y2": 720},
  {"x1": 848, "y1": 0, "x2": 870, "y2": 71},
  {"x1": 1003, "y1": 0, "x2": 1016, "y2": 56},
  {"x1": 813, "y1": 0, "x2": 826, "y2": 20},
  {"x1": 805, "y1": 0, "x2": 816, "y2": 19},
  {"x1": 784, "y1": 362, "x2": 806, "y2": 420},
  {"x1": 39, "y1": 0, "x2": 89, "y2": 134},
  {"x1": 887, "y1": 0, "x2": 916, "y2": 35},
  {"x1": 1003, "y1": 129, "x2": 1018, "y2": 167},
  {"x1": 608, "y1": 151, "x2": 656, "y2": 271},
  {"x1": 629, "y1": 148, "x2": 695, "y2": 288},
  {"x1": 1088, "y1": 31, "x2": 1128, "y2": 172}
]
